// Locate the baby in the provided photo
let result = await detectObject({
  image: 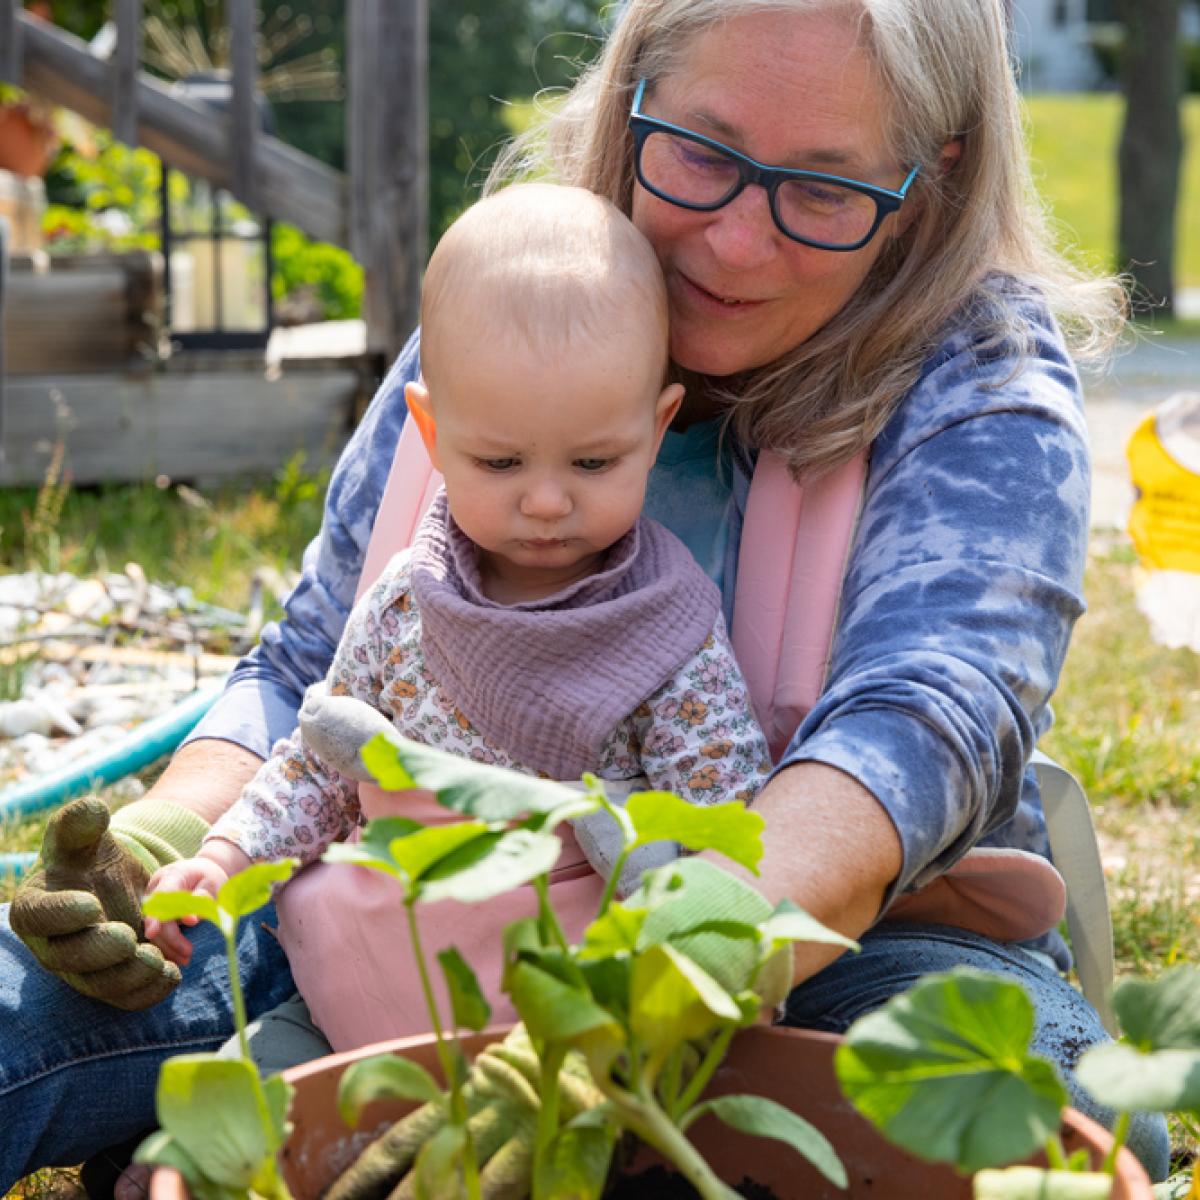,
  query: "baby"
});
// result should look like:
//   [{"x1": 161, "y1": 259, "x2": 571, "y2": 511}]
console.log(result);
[{"x1": 144, "y1": 182, "x2": 771, "y2": 968}]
